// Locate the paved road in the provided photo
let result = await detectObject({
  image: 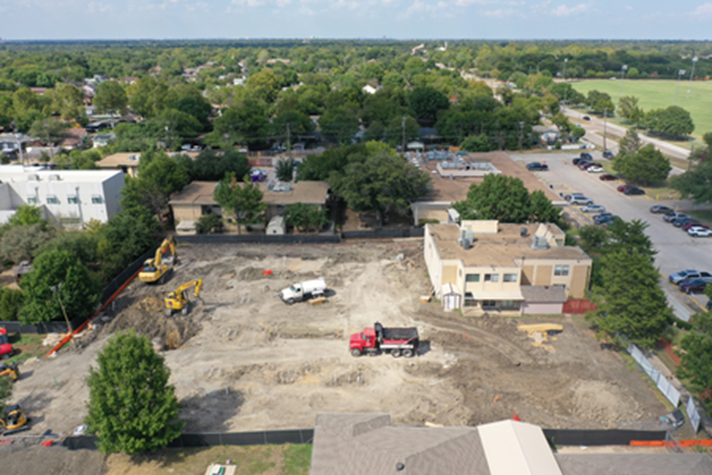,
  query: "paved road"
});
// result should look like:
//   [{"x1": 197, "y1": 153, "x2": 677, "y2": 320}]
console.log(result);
[
  {"x1": 562, "y1": 108, "x2": 691, "y2": 162},
  {"x1": 509, "y1": 151, "x2": 711, "y2": 316}
]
